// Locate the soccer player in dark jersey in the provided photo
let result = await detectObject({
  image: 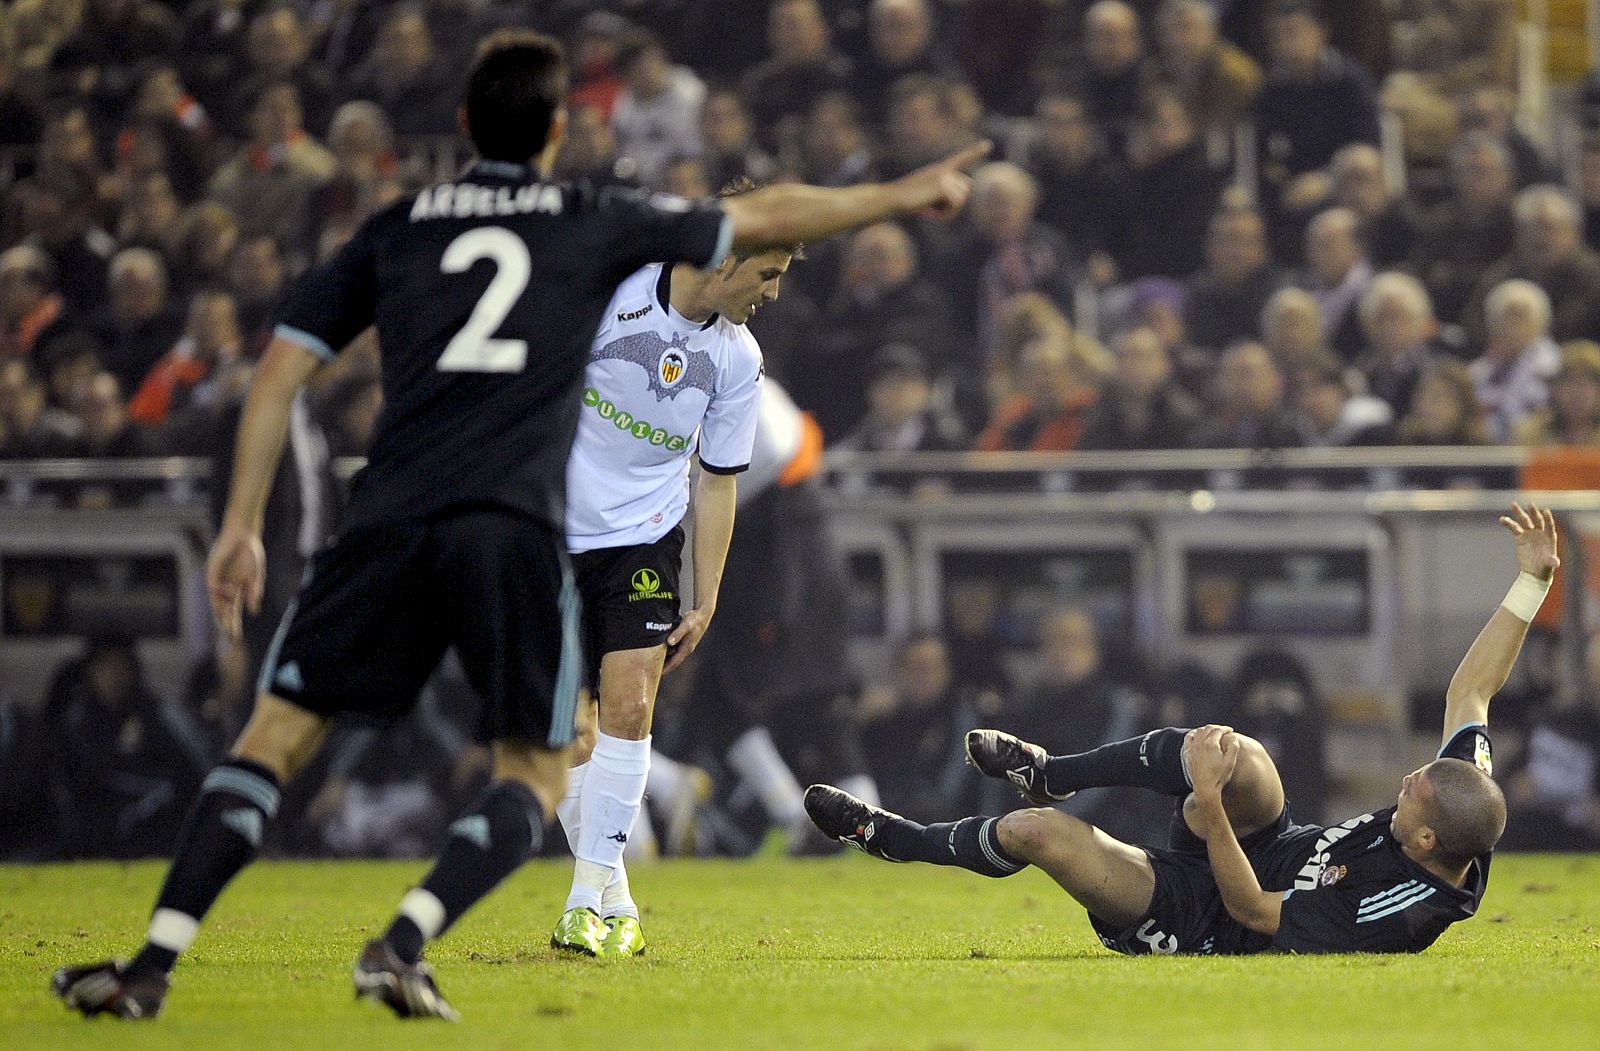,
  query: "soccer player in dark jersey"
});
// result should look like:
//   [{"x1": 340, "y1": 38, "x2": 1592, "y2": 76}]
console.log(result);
[
  {"x1": 51, "y1": 30, "x2": 990, "y2": 1022},
  {"x1": 808, "y1": 503, "x2": 1558, "y2": 956}
]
